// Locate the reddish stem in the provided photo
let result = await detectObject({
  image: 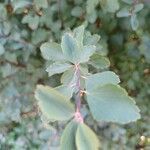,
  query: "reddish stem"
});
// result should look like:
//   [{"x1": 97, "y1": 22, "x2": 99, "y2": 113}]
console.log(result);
[{"x1": 74, "y1": 63, "x2": 83, "y2": 123}]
